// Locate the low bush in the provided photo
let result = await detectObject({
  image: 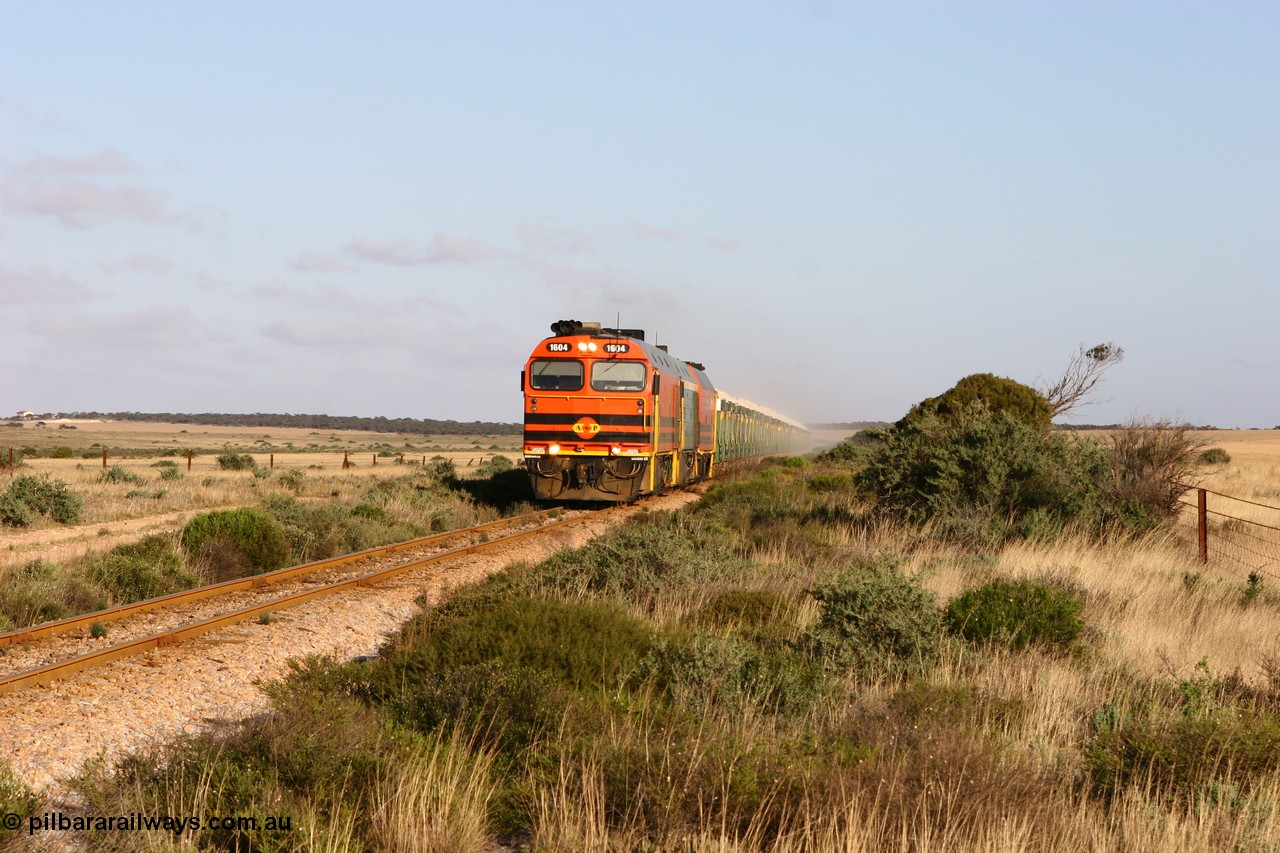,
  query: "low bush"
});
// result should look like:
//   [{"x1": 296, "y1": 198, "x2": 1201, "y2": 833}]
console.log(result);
[
  {"x1": 98, "y1": 466, "x2": 146, "y2": 485},
  {"x1": 377, "y1": 595, "x2": 655, "y2": 693},
  {"x1": 216, "y1": 452, "x2": 257, "y2": 471},
  {"x1": 1106, "y1": 419, "x2": 1205, "y2": 522},
  {"x1": 1199, "y1": 447, "x2": 1231, "y2": 465},
  {"x1": 277, "y1": 468, "x2": 305, "y2": 493},
  {"x1": 50, "y1": 446, "x2": 76, "y2": 458},
  {"x1": 180, "y1": 508, "x2": 290, "y2": 577},
  {"x1": 0, "y1": 475, "x2": 83, "y2": 526},
  {"x1": 807, "y1": 555, "x2": 942, "y2": 678},
  {"x1": 1083, "y1": 698, "x2": 1280, "y2": 802},
  {"x1": 638, "y1": 630, "x2": 821, "y2": 715},
  {"x1": 944, "y1": 577, "x2": 1085, "y2": 653},
  {"x1": 86, "y1": 534, "x2": 198, "y2": 603},
  {"x1": 533, "y1": 512, "x2": 749, "y2": 608}
]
